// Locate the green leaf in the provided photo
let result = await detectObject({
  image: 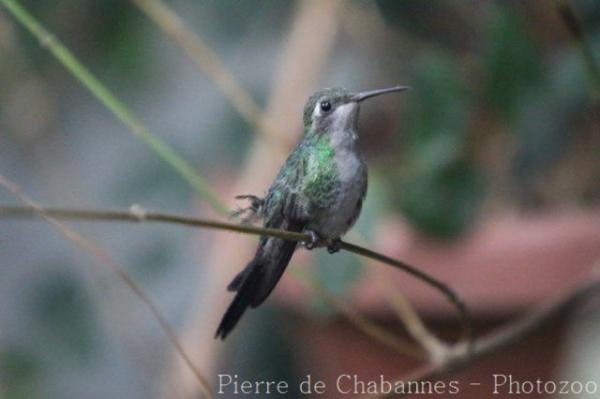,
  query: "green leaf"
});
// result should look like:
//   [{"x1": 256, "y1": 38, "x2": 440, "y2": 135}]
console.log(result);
[
  {"x1": 395, "y1": 52, "x2": 484, "y2": 238},
  {"x1": 399, "y1": 159, "x2": 484, "y2": 238}
]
